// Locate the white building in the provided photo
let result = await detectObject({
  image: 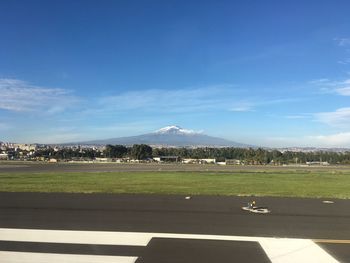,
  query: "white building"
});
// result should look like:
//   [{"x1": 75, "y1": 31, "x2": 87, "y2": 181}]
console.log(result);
[{"x1": 0, "y1": 153, "x2": 8, "y2": 160}]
